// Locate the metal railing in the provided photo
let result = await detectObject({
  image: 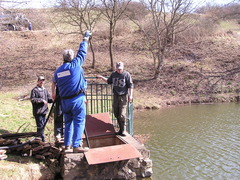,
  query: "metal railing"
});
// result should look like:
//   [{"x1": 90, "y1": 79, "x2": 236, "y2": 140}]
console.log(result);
[{"x1": 85, "y1": 77, "x2": 134, "y2": 135}]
